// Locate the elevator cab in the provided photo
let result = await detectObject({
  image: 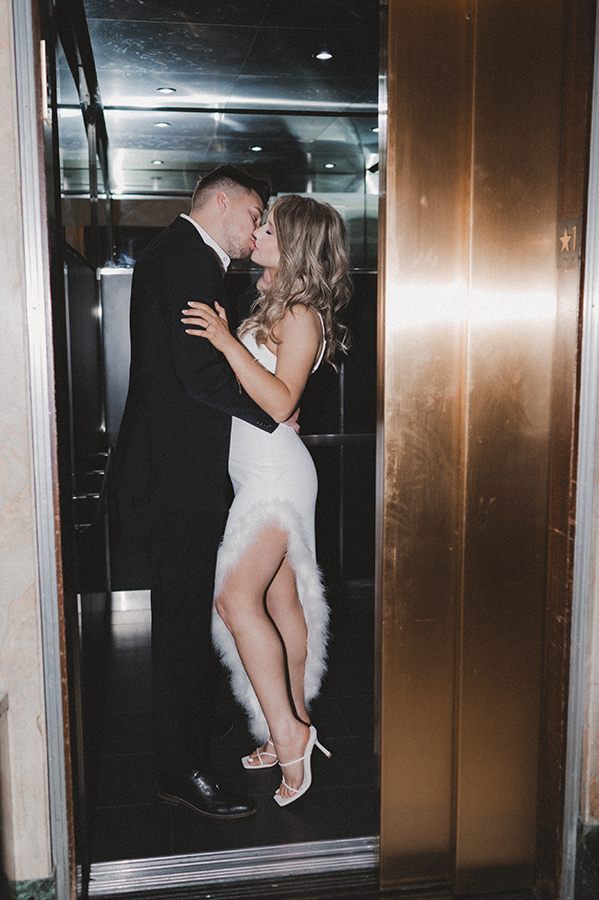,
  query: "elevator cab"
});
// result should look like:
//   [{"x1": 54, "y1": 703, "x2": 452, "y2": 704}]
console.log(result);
[{"x1": 31, "y1": 0, "x2": 598, "y2": 897}]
